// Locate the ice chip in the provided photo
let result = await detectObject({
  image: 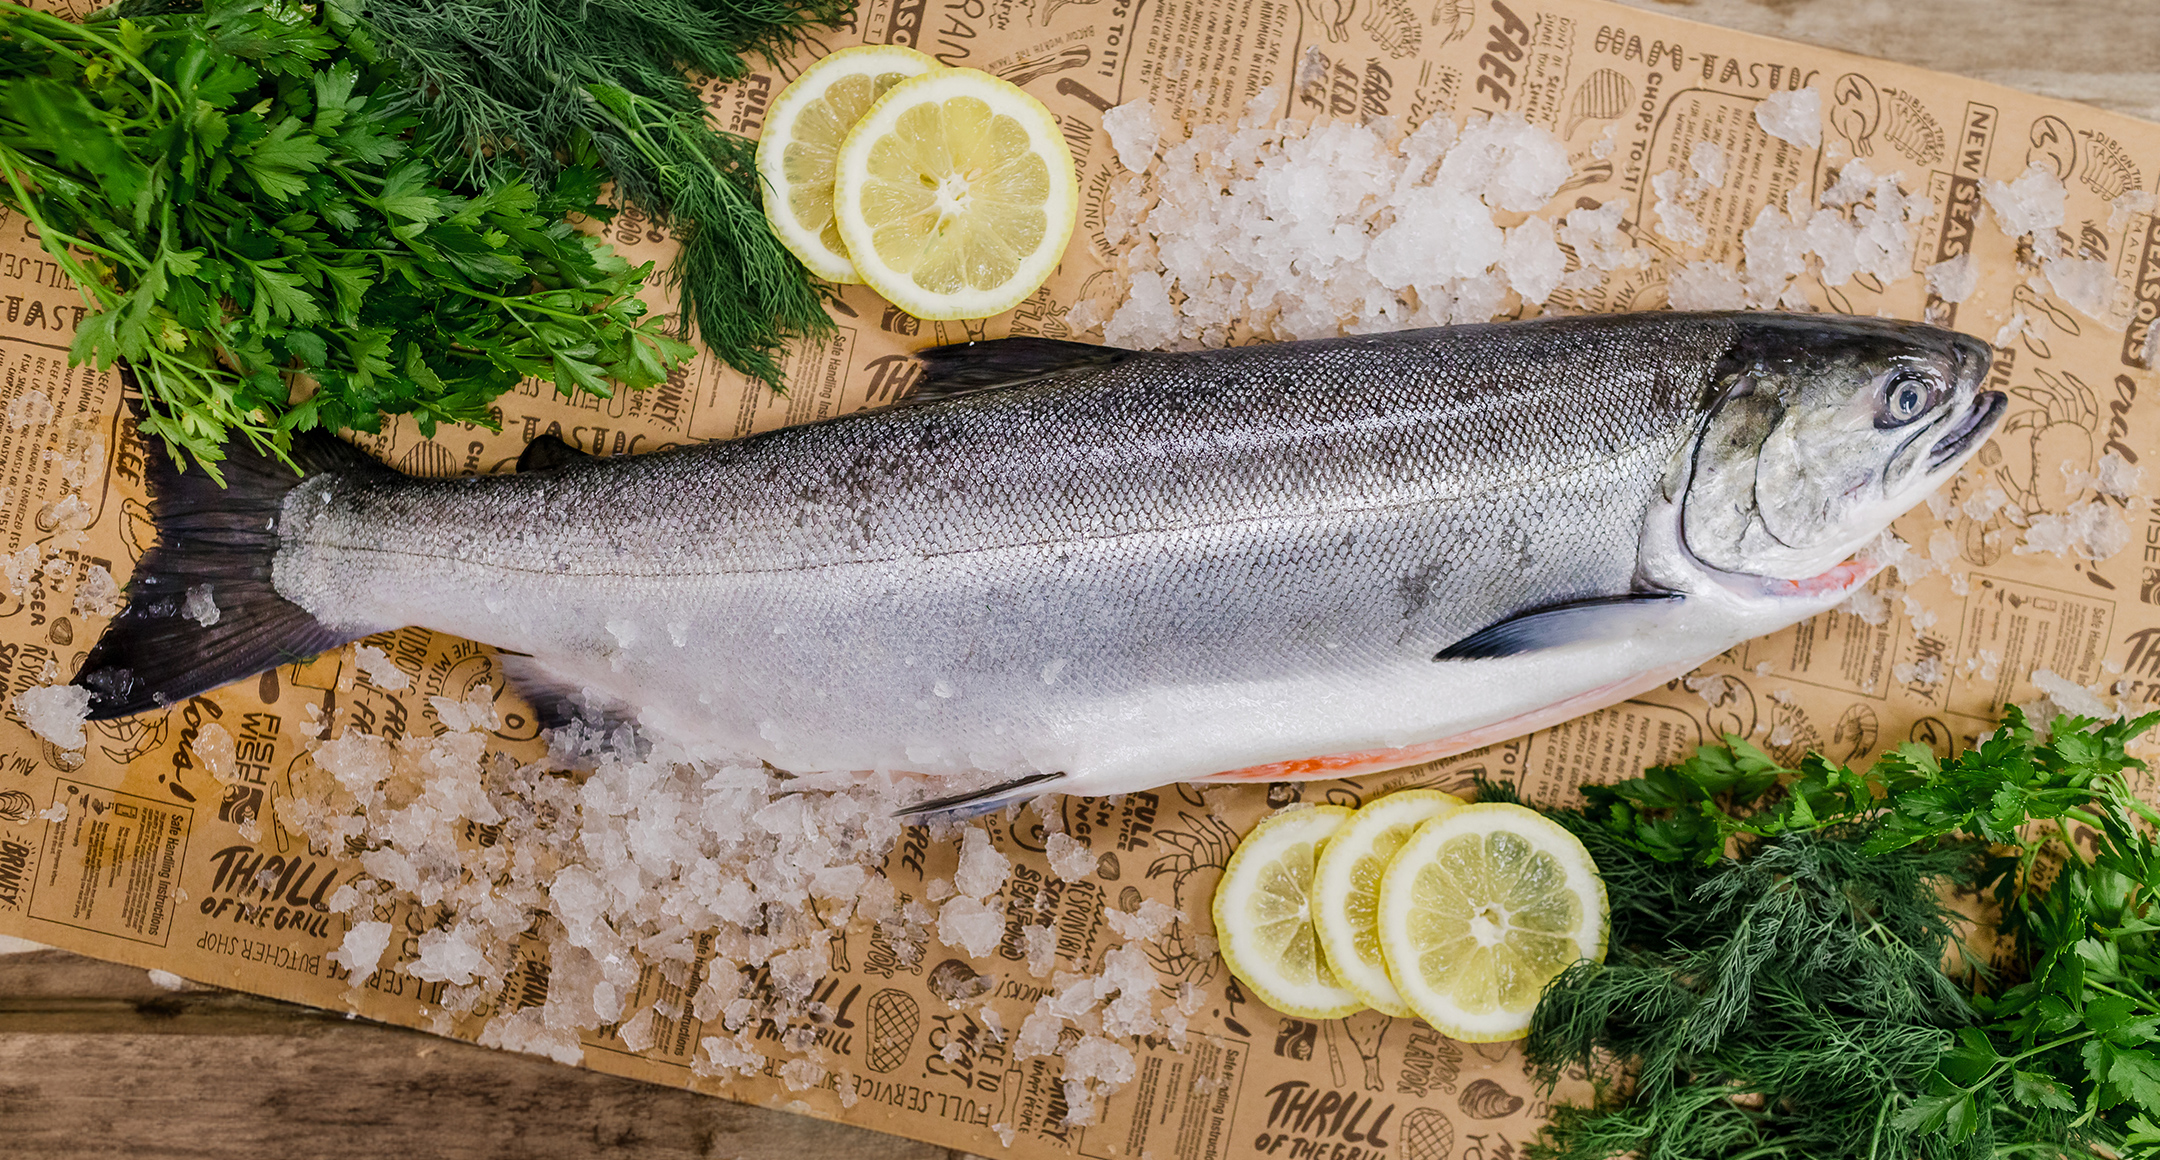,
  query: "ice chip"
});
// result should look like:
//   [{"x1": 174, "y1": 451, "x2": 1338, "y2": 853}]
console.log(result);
[
  {"x1": 410, "y1": 926, "x2": 491, "y2": 985},
  {"x1": 6, "y1": 389, "x2": 53, "y2": 427},
  {"x1": 2097, "y1": 452, "x2": 2144, "y2": 500},
  {"x1": 1688, "y1": 141, "x2": 1728, "y2": 190},
  {"x1": 1045, "y1": 832, "x2": 1097, "y2": 881},
  {"x1": 192, "y1": 721, "x2": 238, "y2": 783},
  {"x1": 1022, "y1": 923, "x2": 1058, "y2": 977},
  {"x1": 1014, "y1": 998, "x2": 1063, "y2": 1060},
  {"x1": 329, "y1": 920, "x2": 395, "y2": 977},
  {"x1": 481, "y1": 1010, "x2": 586, "y2": 1066},
  {"x1": 953, "y1": 826, "x2": 1011, "y2": 899},
  {"x1": 1103, "y1": 898, "x2": 1177, "y2": 941},
  {"x1": 73, "y1": 565, "x2": 121, "y2": 619},
  {"x1": 180, "y1": 582, "x2": 220, "y2": 627},
  {"x1": 1755, "y1": 88, "x2": 1823, "y2": 148},
  {"x1": 2017, "y1": 501, "x2": 2131, "y2": 561},
  {"x1": 937, "y1": 895, "x2": 1004, "y2": 958},
  {"x1": 1501, "y1": 218, "x2": 1565, "y2": 305},
  {"x1": 1102, "y1": 100, "x2": 1161, "y2": 174},
  {"x1": 1667, "y1": 261, "x2": 1747, "y2": 310},
  {"x1": 352, "y1": 644, "x2": 410, "y2": 691},
  {"x1": 14, "y1": 683, "x2": 91, "y2": 749},
  {"x1": 2043, "y1": 257, "x2": 2122, "y2": 320},
  {"x1": 1650, "y1": 170, "x2": 1708, "y2": 248},
  {"x1": 1925, "y1": 253, "x2": 1977, "y2": 304},
  {"x1": 2032, "y1": 668, "x2": 2116, "y2": 720},
  {"x1": 1982, "y1": 163, "x2": 2068, "y2": 241}
]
